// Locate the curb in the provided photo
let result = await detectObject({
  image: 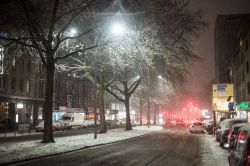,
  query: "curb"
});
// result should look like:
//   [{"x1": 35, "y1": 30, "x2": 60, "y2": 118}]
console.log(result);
[{"x1": 2, "y1": 131, "x2": 158, "y2": 165}]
